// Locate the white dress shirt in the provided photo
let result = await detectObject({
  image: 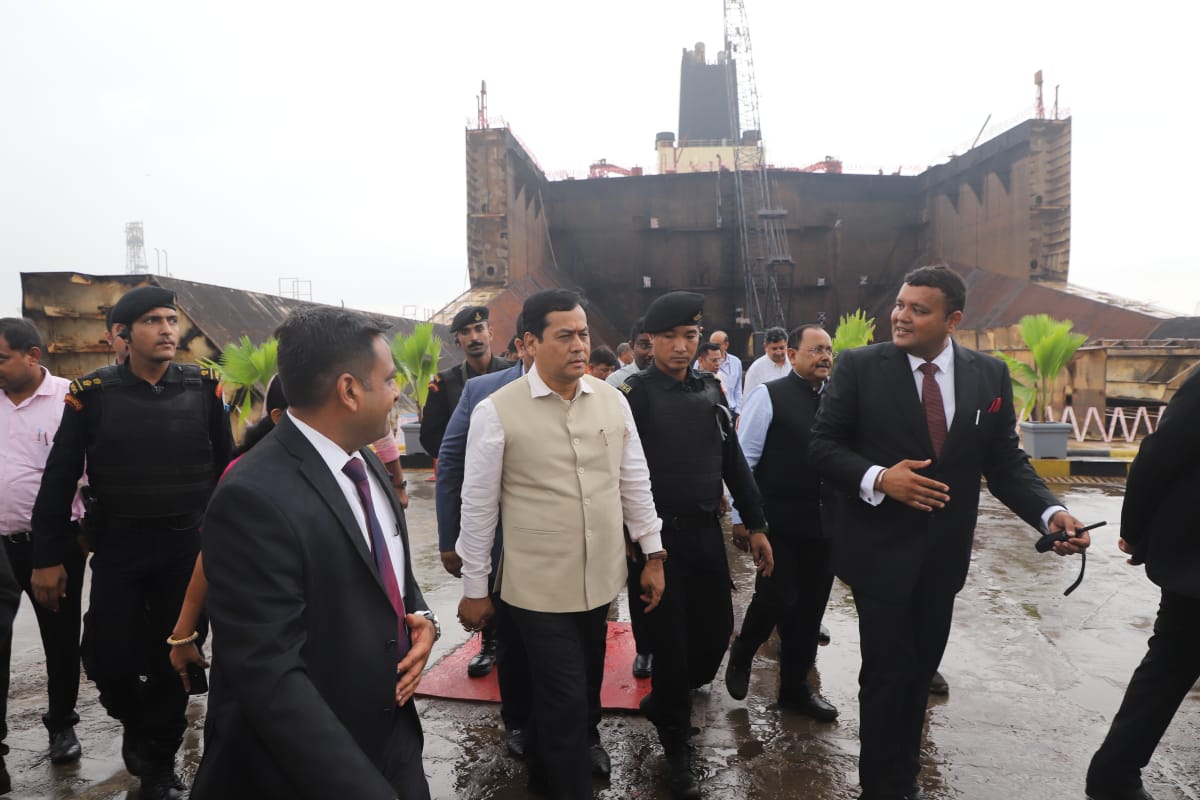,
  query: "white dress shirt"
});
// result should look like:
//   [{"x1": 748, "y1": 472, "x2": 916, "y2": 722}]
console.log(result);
[
  {"x1": 288, "y1": 411, "x2": 407, "y2": 588},
  {"x1": 718, "y1": 352, "x2": 743, "y2": 413},
  {"x1": 857, "y1": 340, "x2": 1066, "y2": 526},
  {"x1": 457, "y1": 364, "x2": 663, "y2": 599},
  {"x1": 0, "y1": 368, "x2": 84, "y2": 534},
  {"x1": 742, "y1": 354, "x2": 790, "y2": 399},
  {"x1": 605, "y1": 360, "x2": 640, "y2": 387}
]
